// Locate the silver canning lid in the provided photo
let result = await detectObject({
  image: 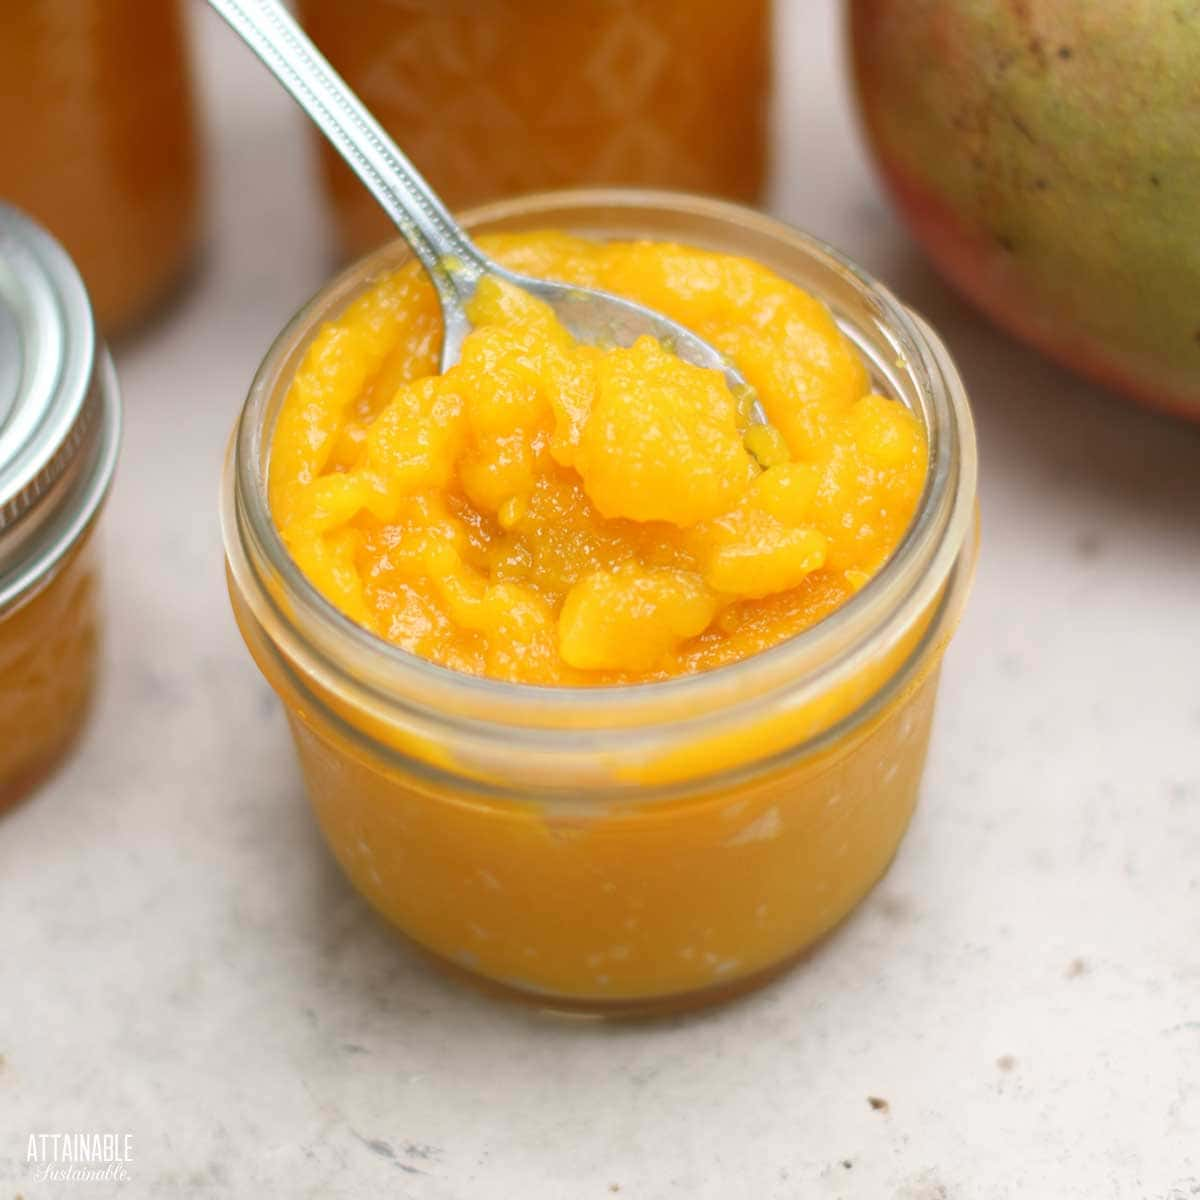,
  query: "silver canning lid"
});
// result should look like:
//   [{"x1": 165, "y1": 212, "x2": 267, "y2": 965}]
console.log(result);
[{"x1": 0, "y1": 203, "x2": 121, "y2": 612}]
